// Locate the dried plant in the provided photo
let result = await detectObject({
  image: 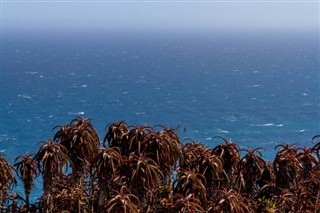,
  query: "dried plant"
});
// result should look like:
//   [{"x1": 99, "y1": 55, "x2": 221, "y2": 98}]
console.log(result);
[
  {"x1": 14, "y1": 153, "x2": 38, "y2": 211},
  {"x1": 54, "y1": 117, "x2": 100, "y2": 186},
  {"x1": 0, "y1": 154, "x2": 16, "y2": 209},
  {"x1": 1, "y1": 118, "x2": 319, "y2": 212}
]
